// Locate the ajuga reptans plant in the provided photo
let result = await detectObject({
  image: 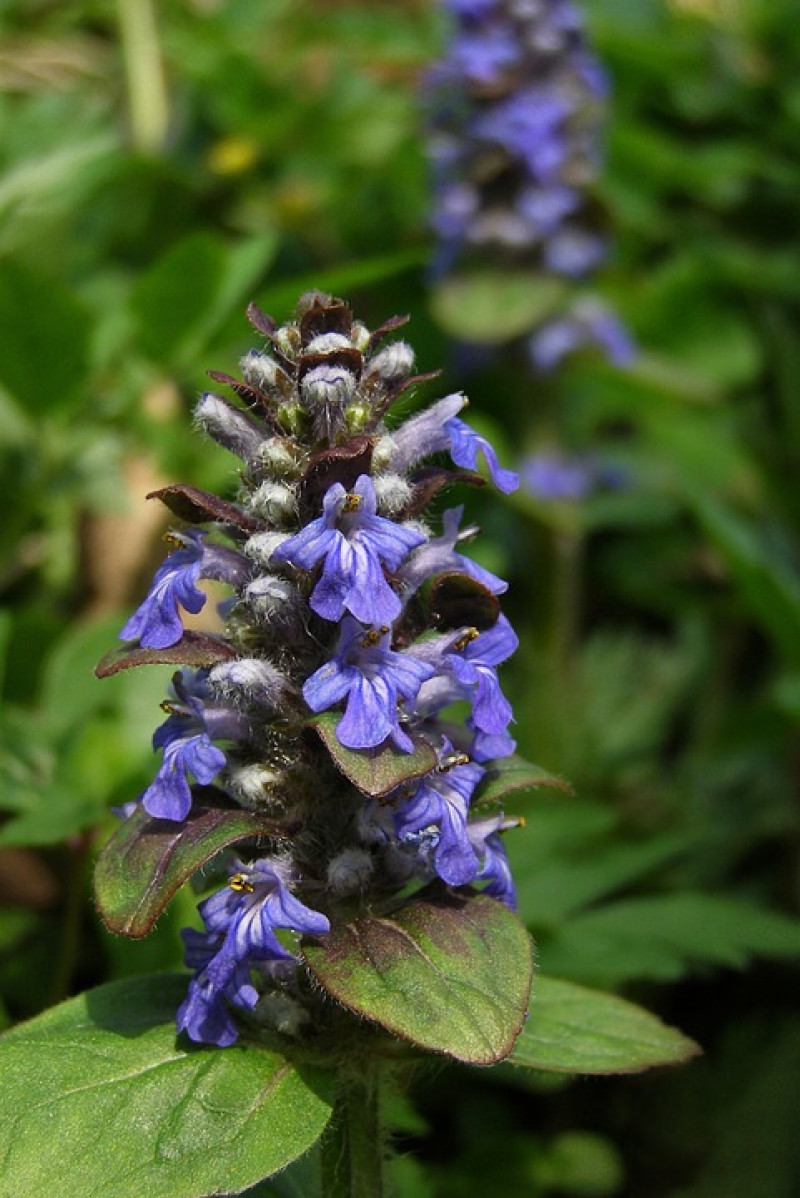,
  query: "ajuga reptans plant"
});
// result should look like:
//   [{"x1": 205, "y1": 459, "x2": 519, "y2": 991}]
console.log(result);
[
  {"x1": 96, "y1": 292, "x2": 534, "y2": 1056},
  {"x1": 426, "y1": 0, "x2": 633, "y2": 370}
]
